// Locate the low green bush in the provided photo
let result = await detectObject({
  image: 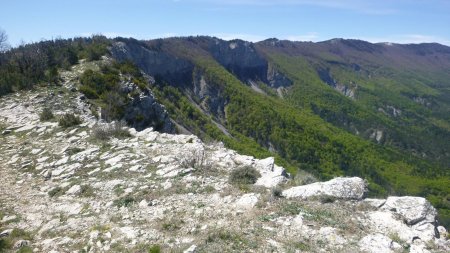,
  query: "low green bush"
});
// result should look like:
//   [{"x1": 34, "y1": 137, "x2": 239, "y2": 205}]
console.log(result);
[
  {"x1": 148, "y1": 245, "x2": 161, "y2": 253},
  {"x1": 92, "y1": 121, "x2": 131, "y2": 140},
  {"x1": 39, "y1": 107, "x2": 54, "y2": 121},
  {"x1": 58, "y1": 113, "x2": 82, "y2": 128},
  {"x1": 229, "y1": 166, "x2": 261, "y2": 185}
]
